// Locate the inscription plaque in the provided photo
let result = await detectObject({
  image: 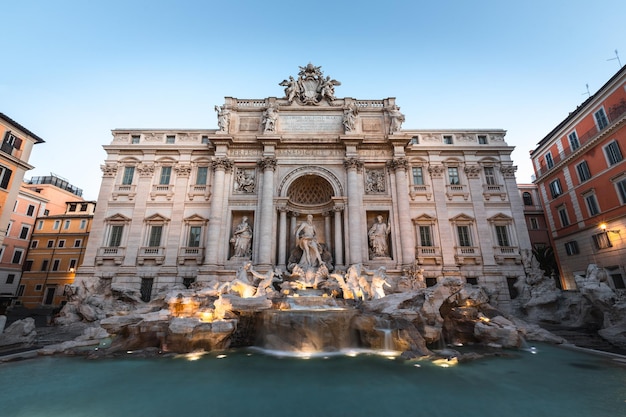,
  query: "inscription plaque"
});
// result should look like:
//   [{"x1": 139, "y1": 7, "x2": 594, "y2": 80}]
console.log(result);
[{"x1": 280, "y1": 115, "x2": 343, "y2": 133}]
